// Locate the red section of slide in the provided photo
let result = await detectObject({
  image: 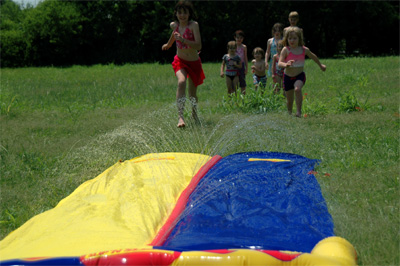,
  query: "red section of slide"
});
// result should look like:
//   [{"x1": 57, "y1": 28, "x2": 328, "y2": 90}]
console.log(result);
[
  {"x1": 150, "y1": 155, "x2": 223, "y2": 246},
  {"x1": 260, "y1": 250, "x2": 301, "y2": 261},
  {"x1": 82, "y1": 251, "x2": 181, "y2": 266}
]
